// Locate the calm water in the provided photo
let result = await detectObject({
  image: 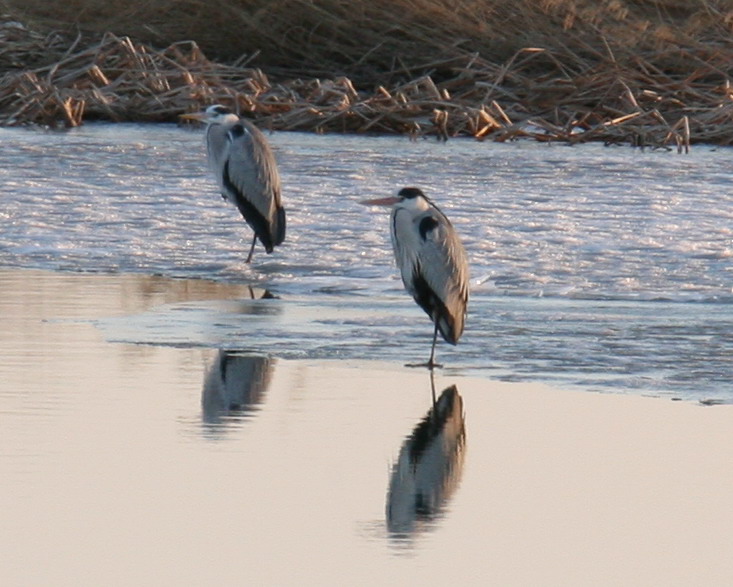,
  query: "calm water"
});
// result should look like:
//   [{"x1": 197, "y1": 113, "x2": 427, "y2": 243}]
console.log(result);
[
  {"x1": 2, "y1": 268, "x2": 733, "y2": 585},
  {"x1": 3, "y1": 125, "x2": 733, "y2": 585},
  {"x1": 1, "y1": 124, "x2": 731, "y2": 400}
]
